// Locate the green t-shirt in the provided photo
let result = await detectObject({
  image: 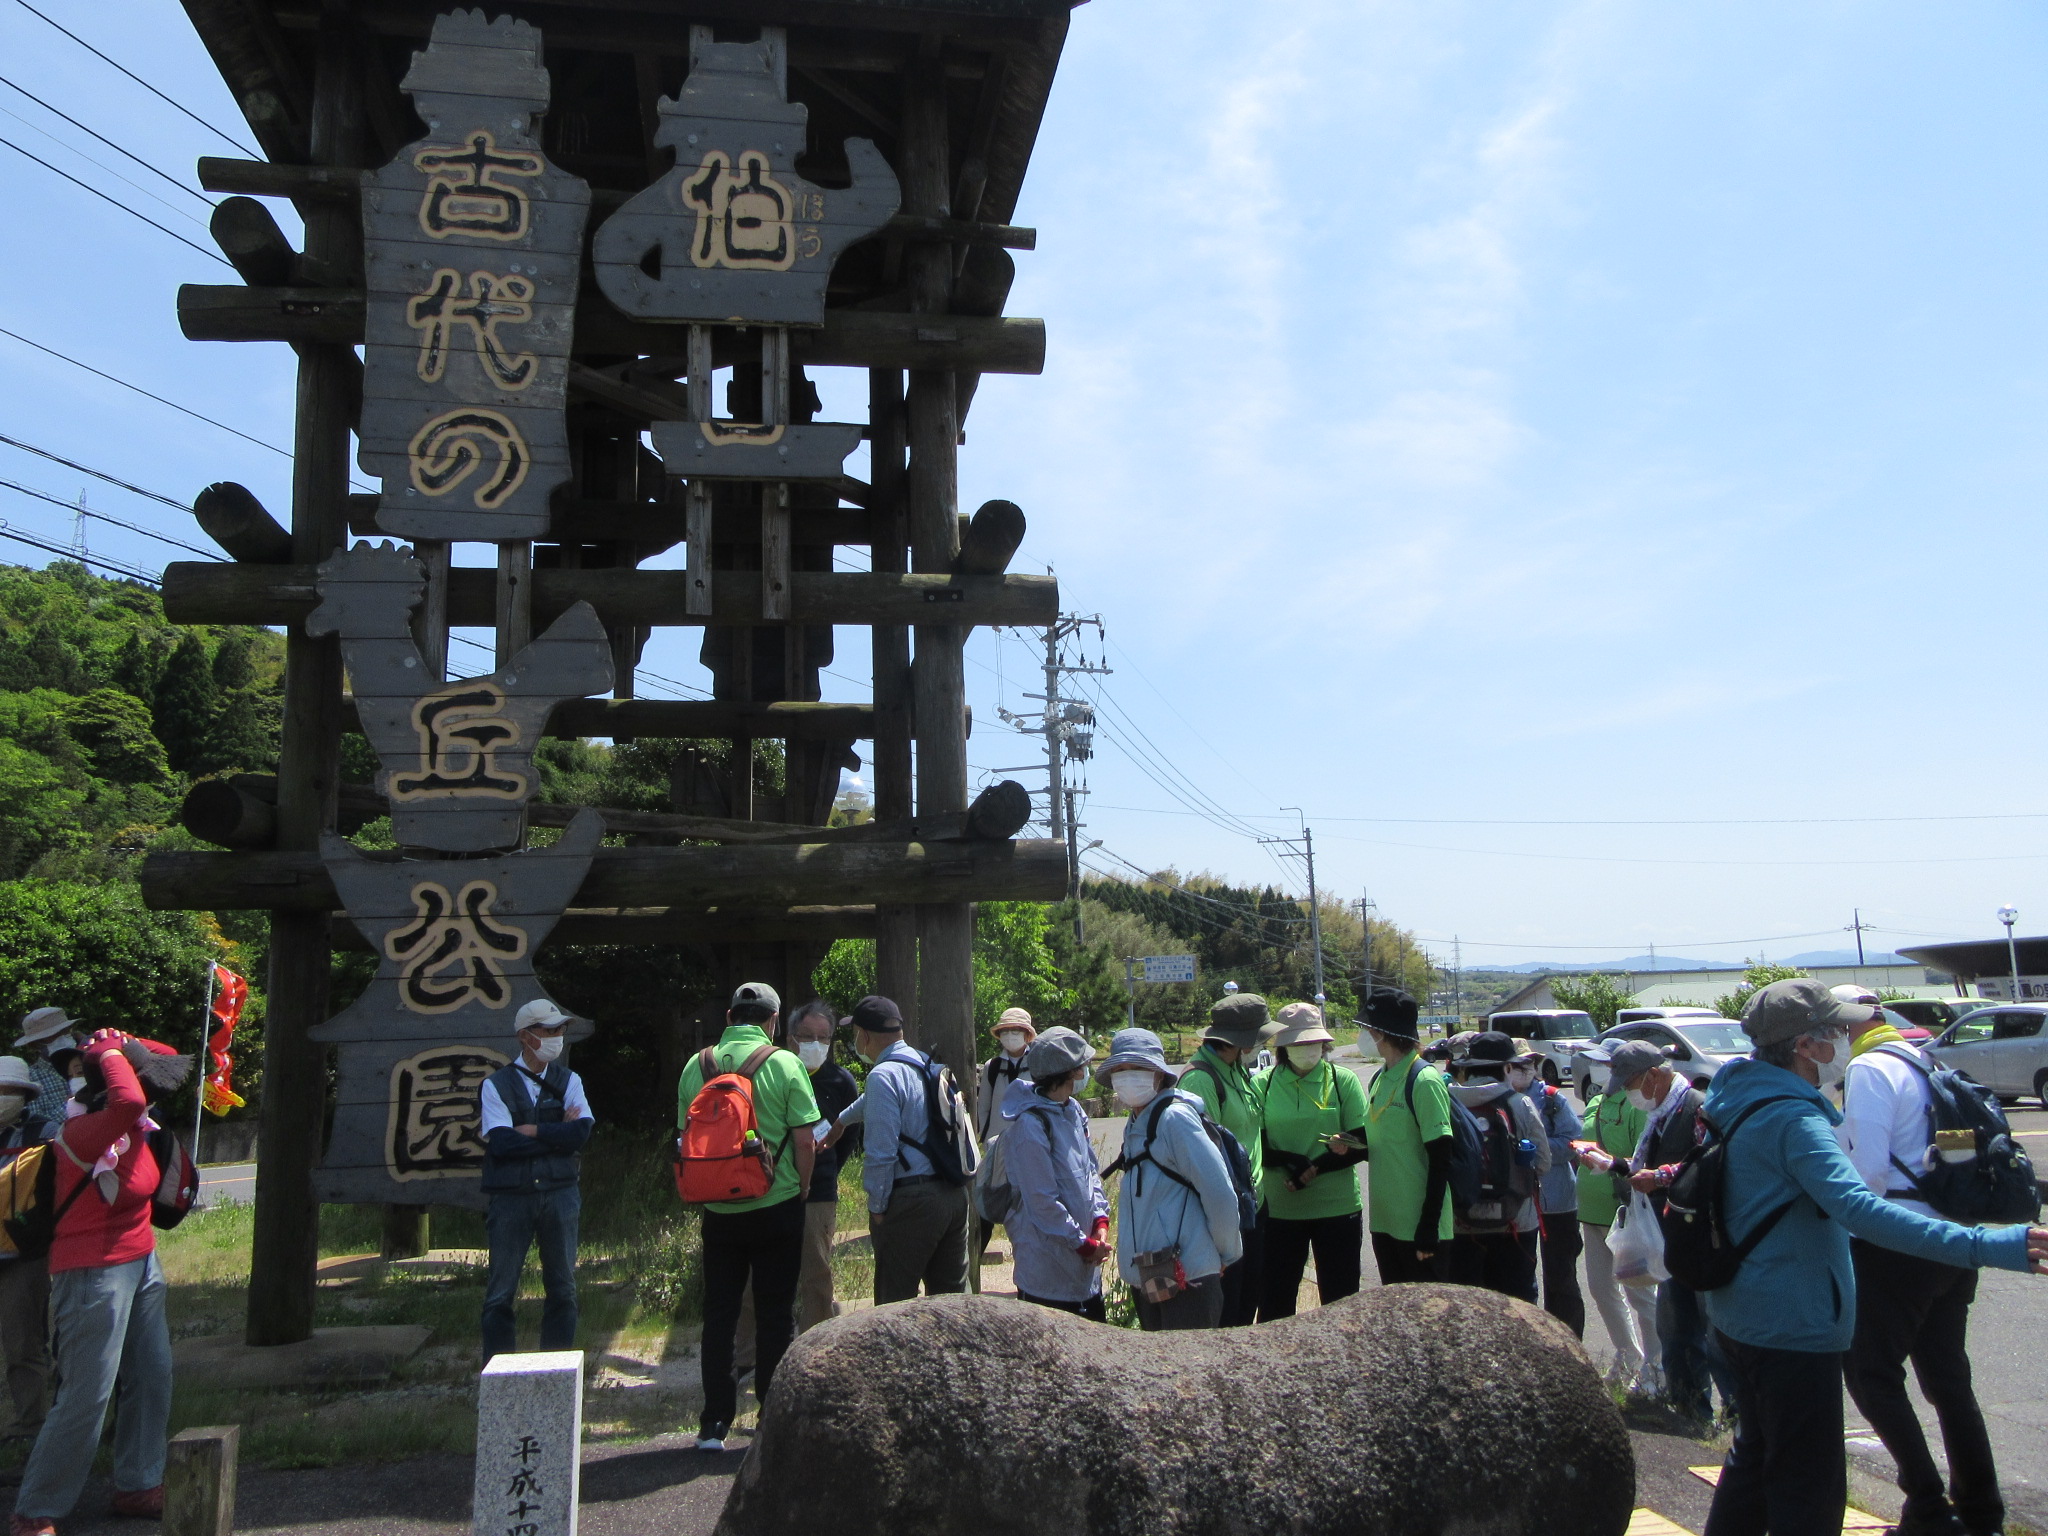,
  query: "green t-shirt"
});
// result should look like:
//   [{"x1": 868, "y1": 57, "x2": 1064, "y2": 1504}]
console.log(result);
[
  {"x1": 1576, "y1": 1091, "x2": 1647, "y2": 1227},
  {"x1": 1178, "y1": 1046, "x2": 1264, "y2": 1192},
  {"x1": 1362, "y1": 1052, "x2": 1455, "y2": 1243},
  {"x1": 1257, "y1": 1058, "x2": 1368, "y2": 1221},
  {"x1": 675, "y1": 1025, "x2": 823, "y2": 1215}
]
